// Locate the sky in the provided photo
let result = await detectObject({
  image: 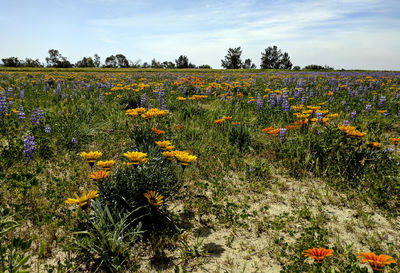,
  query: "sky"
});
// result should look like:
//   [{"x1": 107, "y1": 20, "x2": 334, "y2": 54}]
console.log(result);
[{"x1": 1, "y1": 0, "x2": 400, "y2": 70}]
